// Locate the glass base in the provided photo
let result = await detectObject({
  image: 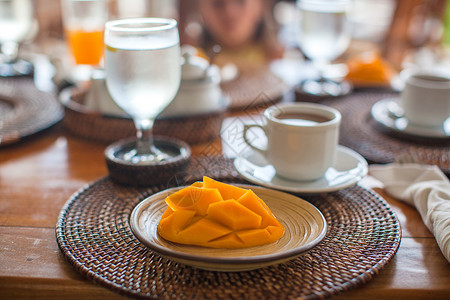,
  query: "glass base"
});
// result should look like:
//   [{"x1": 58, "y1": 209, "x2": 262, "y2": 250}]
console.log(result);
[
  {"x1": 0, "y1": 59, "x2": 33, "y2": 77},
  {"x1": 121, "y1": 148, "x2": 171, "y2": 165},
  {"x1": 111, "y1": 138, "x2": 187, "y2": 166},
  {"x1": 298, "y1": 78, "x2": 352, "y2": 97},
  {"x1": 105, "y1": 136, "x2": 191, "y2": 186}
]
